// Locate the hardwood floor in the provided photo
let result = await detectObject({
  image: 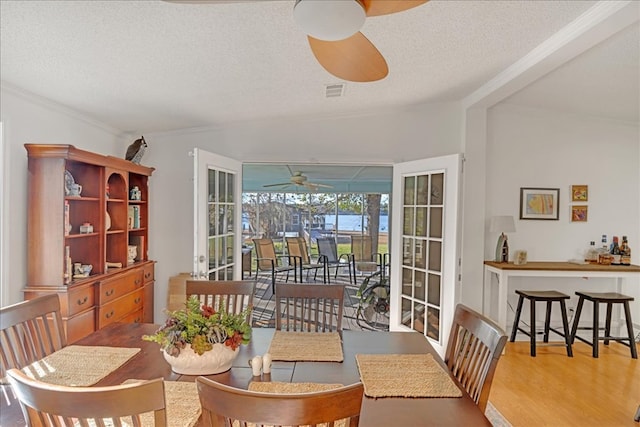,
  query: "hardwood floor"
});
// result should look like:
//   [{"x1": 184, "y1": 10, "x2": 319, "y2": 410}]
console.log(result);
[{"x1": 490, "y1": 340, "x2": 640, "y2": 426}]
